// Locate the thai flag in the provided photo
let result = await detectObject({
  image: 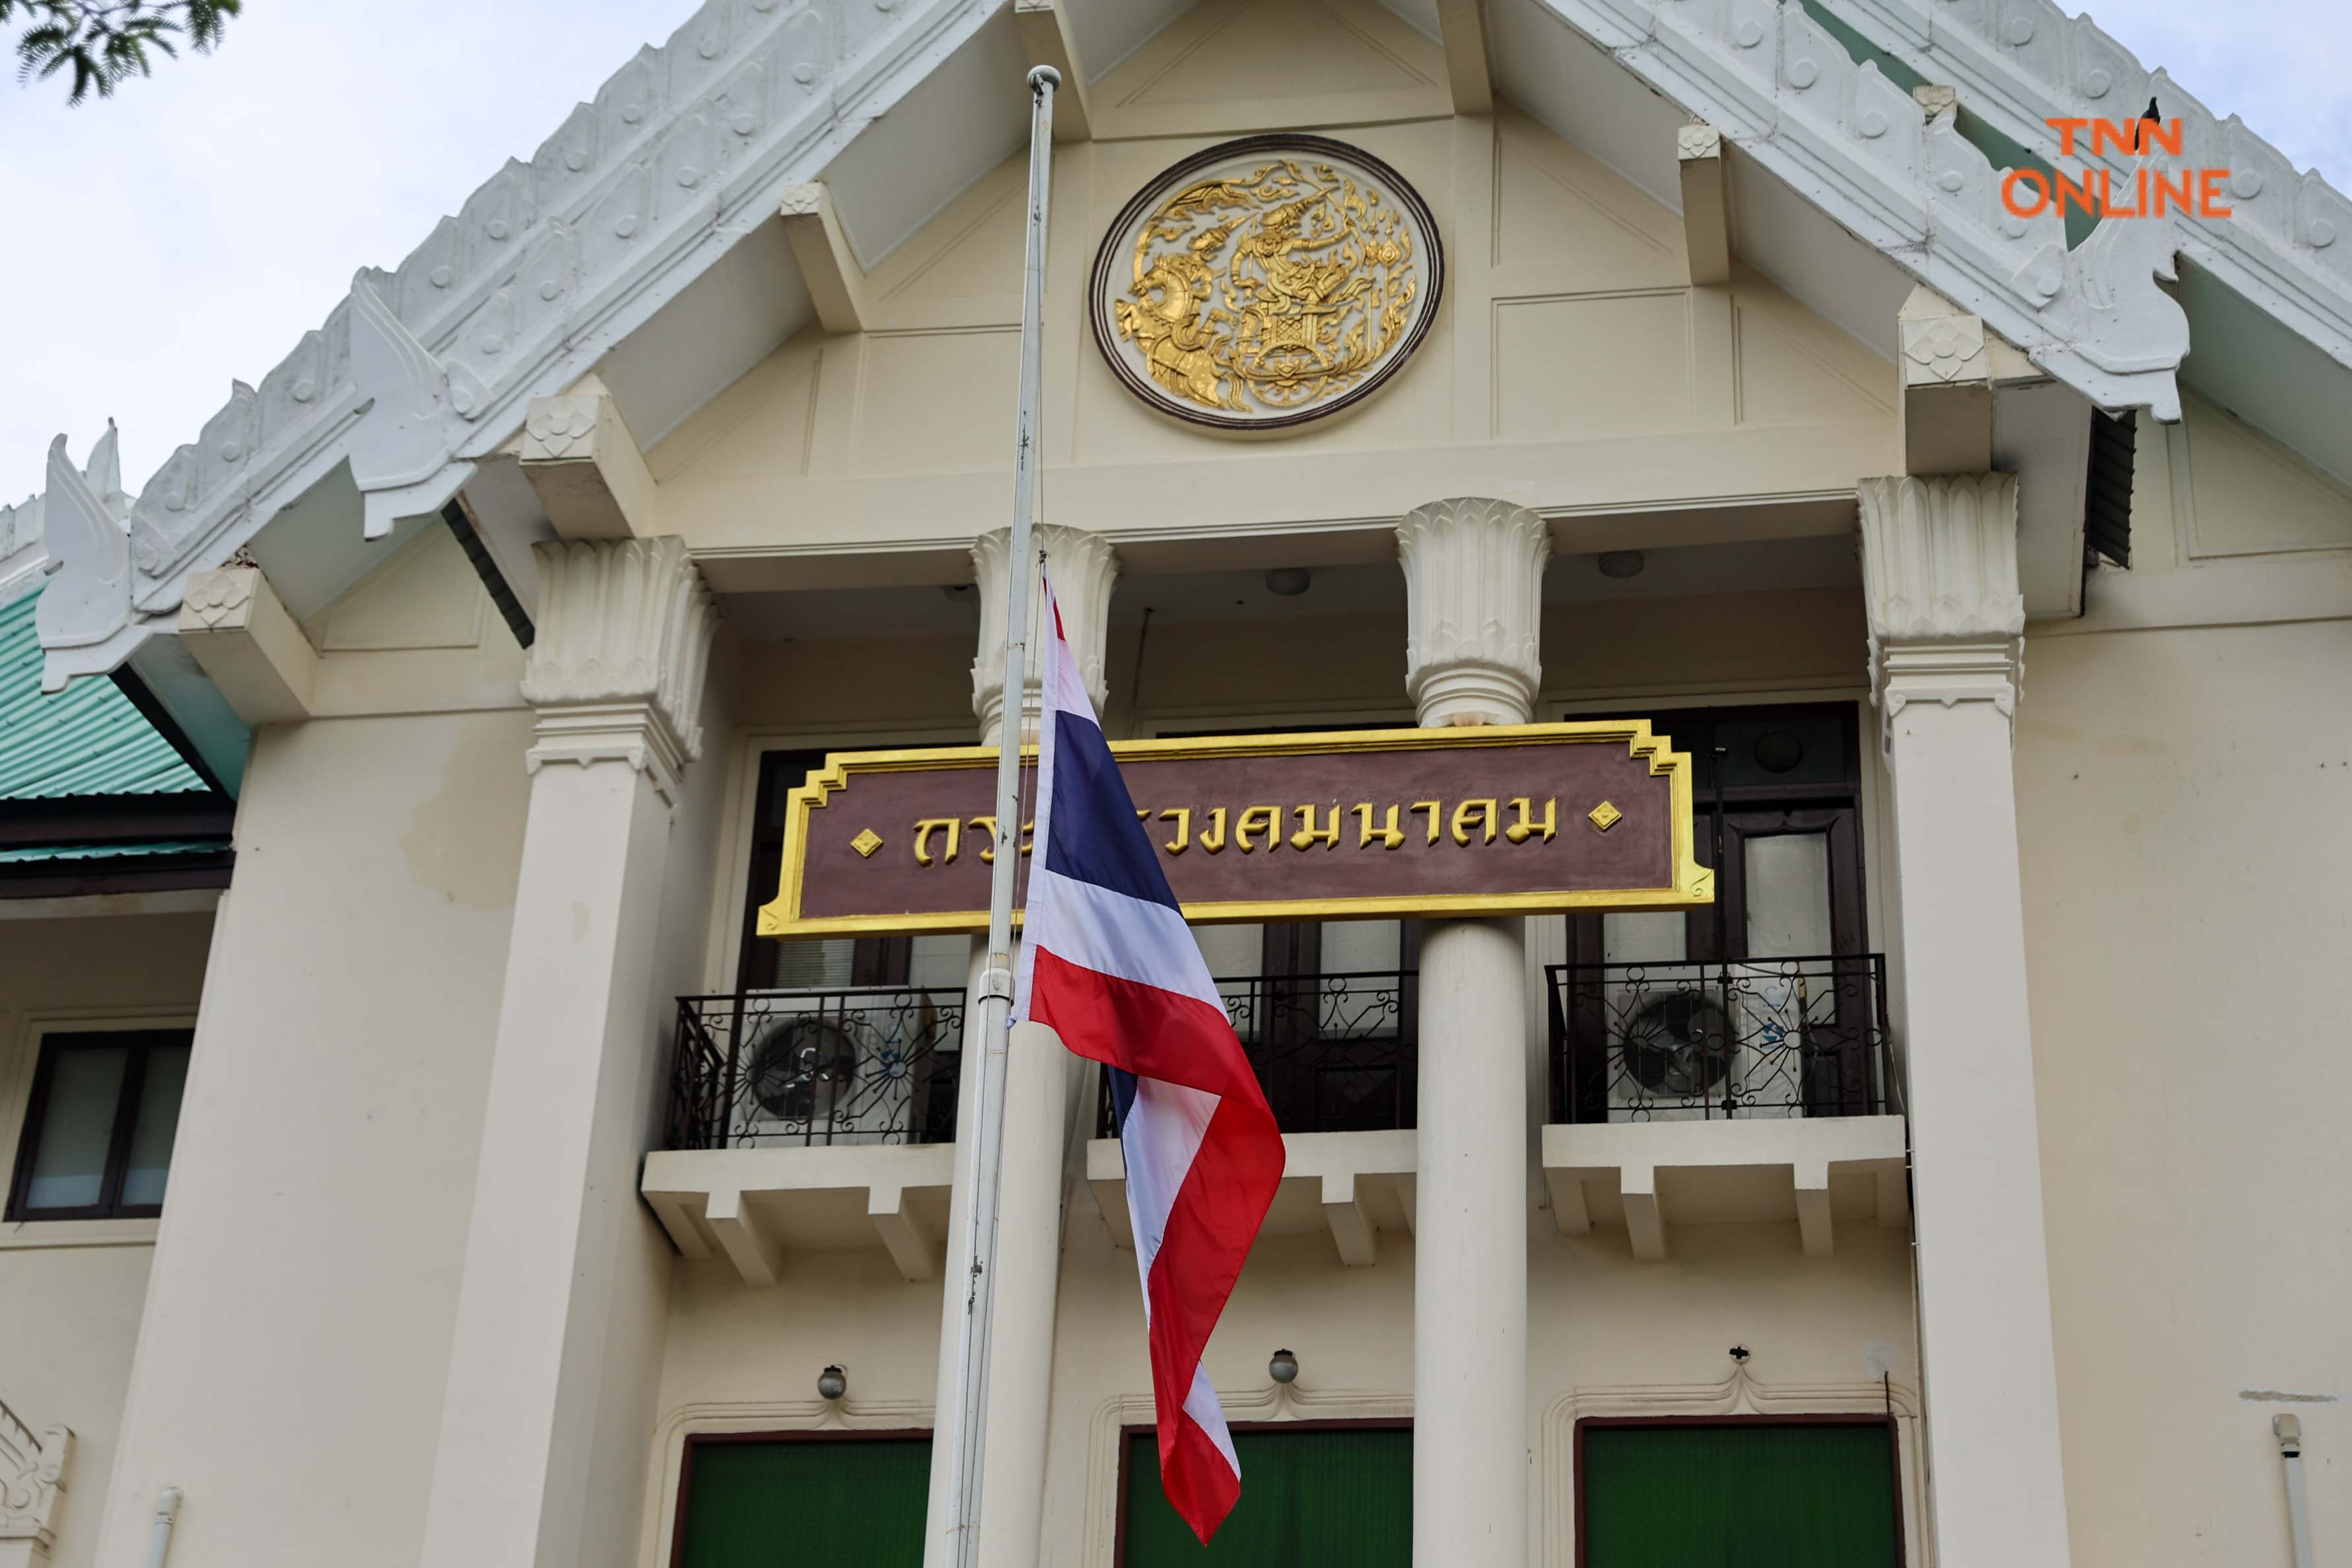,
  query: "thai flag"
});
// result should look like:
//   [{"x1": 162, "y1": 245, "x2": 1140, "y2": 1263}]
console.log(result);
[{"x1": 1014, "y1": 573, "x2": 1284, "y2": 1542}]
